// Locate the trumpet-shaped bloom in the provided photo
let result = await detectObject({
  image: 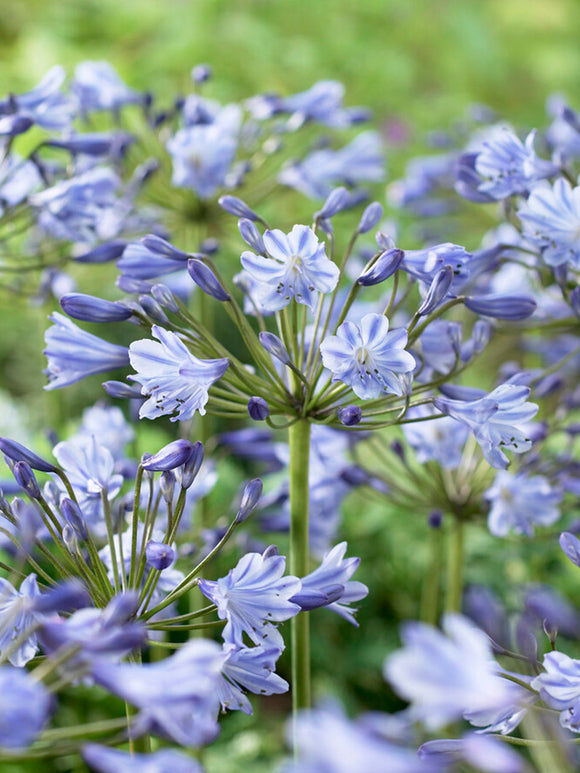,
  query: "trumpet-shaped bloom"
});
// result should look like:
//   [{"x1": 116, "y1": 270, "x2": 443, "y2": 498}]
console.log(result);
[
  {"x1": 485, "y1": 470, "x2": 561, "y2": 537},
  {"x1": 518, "y1": 178, "x2": 580, "y2": 268},
  {"x1": 0, "y1": 667, "x2": 51, "y2": 748},
  {"x1": 43, "y1": 312, "x2": 129, "y2": 390},
  {"x1": 129, "y1": 326, "x2": 229, "y2": 421},
  {"x1": 320, "y1": 313, "x2": 415, "y2": 399},
  {"x1": 532, "y1": 651, "x2": 580, "y2": 732},
  {"x1": 218, "y1": 642, "x2": 288, "y2": 714},
  {"x1": 433, "y1": 384, "x2": 538, "y2": 469},
  {"x1": 0, "y1": 574, "x2": 40, "y2": 667},
  {"x1": 241, "y1": 225, "x2": 339, "y2": 312},
  {"x1": 198, "y1": 548, "x2": 301, "y2": 648}
]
